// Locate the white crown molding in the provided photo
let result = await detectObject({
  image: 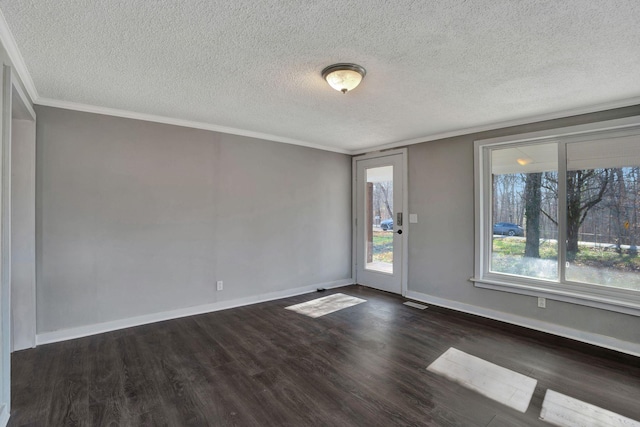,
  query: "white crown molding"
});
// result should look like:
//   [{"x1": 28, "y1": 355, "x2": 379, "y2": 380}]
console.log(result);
[
  {"x1": 352, "y1": 96, "x2": 640, "y2": 155},
  {"x1": 35, "y1": 97, "x2": 351, "y2": 154},
  {"x1": 0, "y1": 8, "x2": 37, "y2": 102},
  {"x1": 42, "y1": 94, "x2": 640, "y2": 157}
]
